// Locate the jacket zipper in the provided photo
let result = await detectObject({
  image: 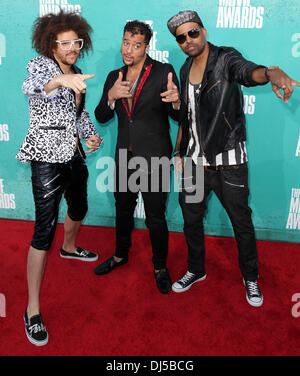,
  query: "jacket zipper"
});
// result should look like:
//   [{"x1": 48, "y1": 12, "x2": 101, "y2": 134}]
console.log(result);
[
  {"x1": 224, "y1": 180, "x2": 245, "y2": 188},
  {"x1": 44, "y1": 174, "x2": 60, "y2": 187},
  {"x1": 223, "y1": 112, "x2": 233, "y2": 130},
  {"x1": 43, "y1": 185, "x2": 61, "y2": 199},
  {"x1": 39, "y1": 126, "x2": 67, "y2": 130},
  {"x1": 206, "y1": 80, "x2": 221, "y2": 94}
]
